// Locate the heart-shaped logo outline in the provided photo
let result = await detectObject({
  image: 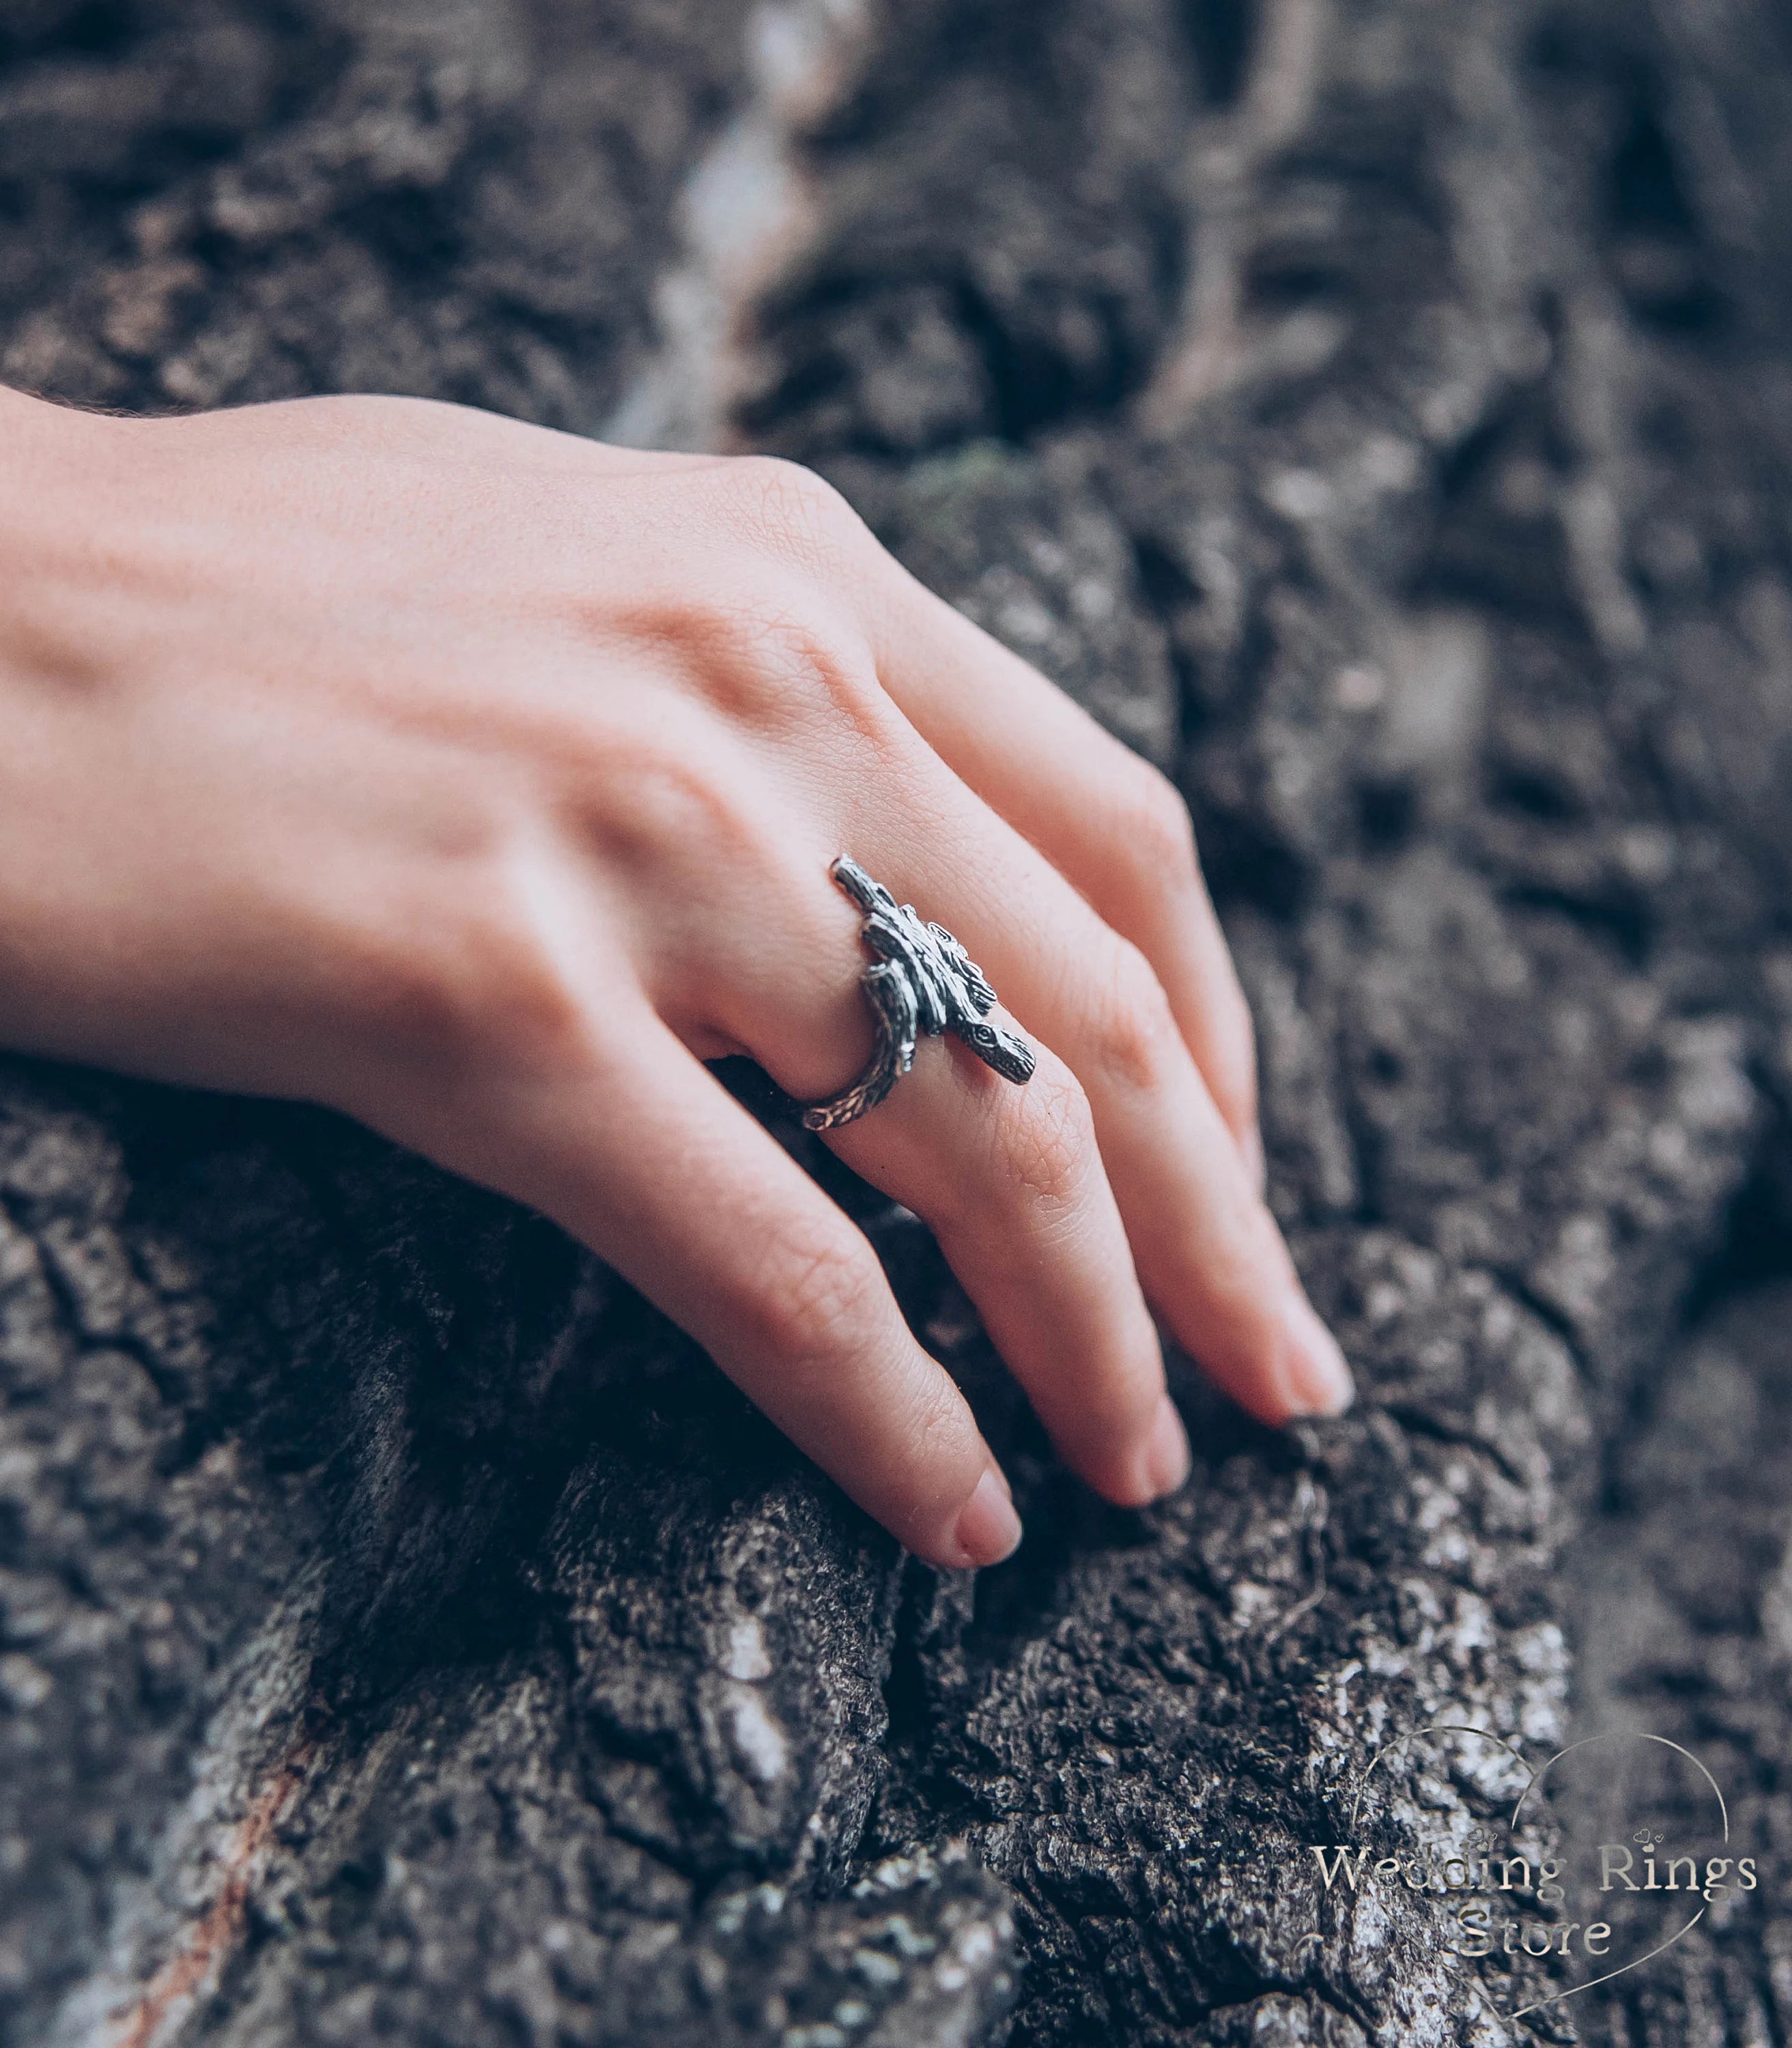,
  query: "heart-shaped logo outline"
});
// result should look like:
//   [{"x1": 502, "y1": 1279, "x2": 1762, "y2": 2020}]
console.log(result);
[{"x1": 1346, "y1": 1722, "x2": 1730, "y2": 2022}]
